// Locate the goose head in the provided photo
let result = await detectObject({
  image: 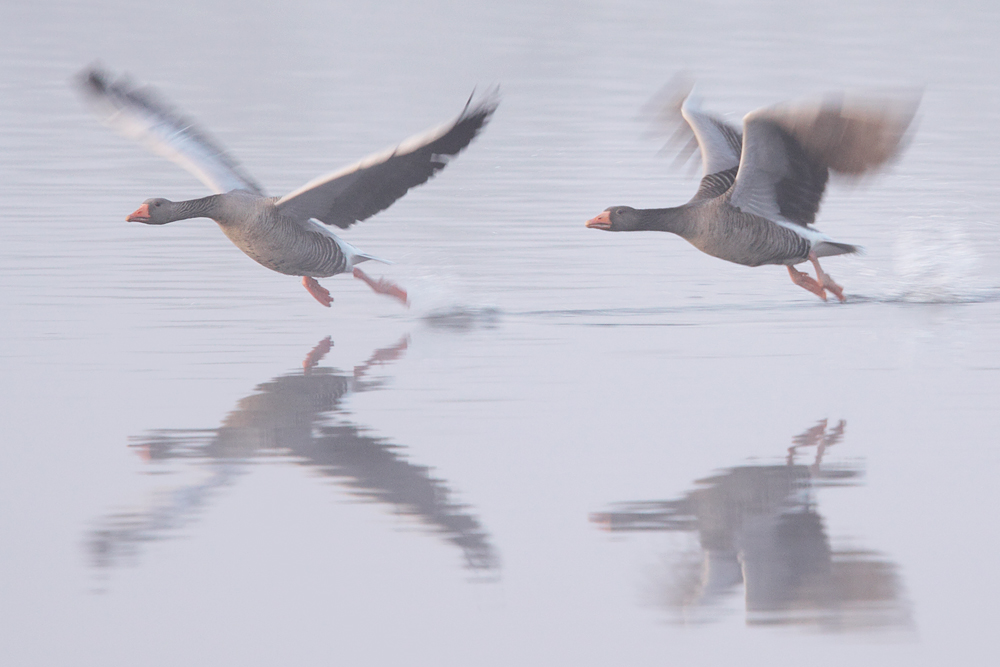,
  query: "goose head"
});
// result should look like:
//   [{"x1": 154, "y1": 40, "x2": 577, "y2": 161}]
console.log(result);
[
  {"x1": 586, "y1": 206, "x2": 641, "y2": 232},
  {"x1": 126, "y1": 198, "x2": 175, "y2": 225}
]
